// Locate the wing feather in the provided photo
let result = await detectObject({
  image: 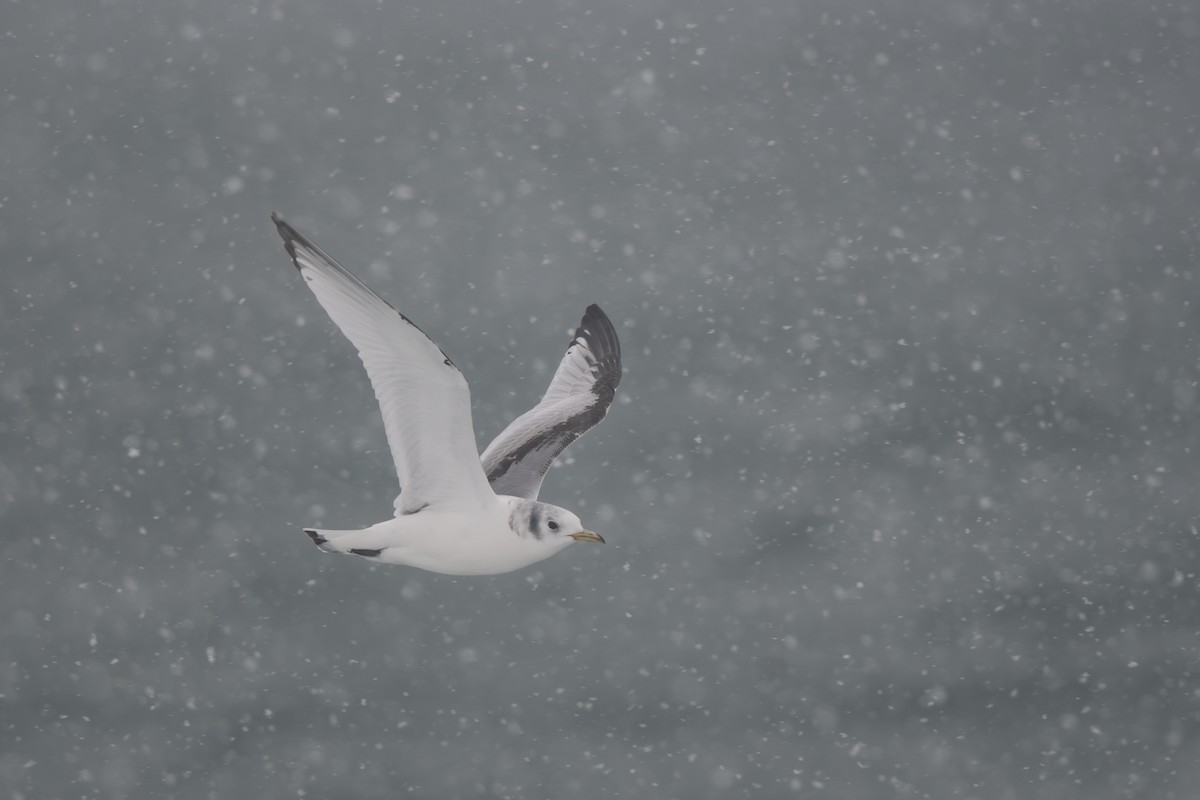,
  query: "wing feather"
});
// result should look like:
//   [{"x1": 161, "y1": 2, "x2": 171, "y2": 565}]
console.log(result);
[
  {"x1": 481, "y1": 304, "x2": 622, "y2": 499},
  {"x1": 272, "y1": 214, "x2": 495, "y2": 514}
]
